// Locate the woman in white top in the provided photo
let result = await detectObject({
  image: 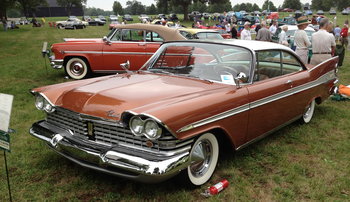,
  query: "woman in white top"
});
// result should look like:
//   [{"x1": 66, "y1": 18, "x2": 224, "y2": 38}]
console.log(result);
[
  {"x1": 278, "y1": 25, "x2": 289, "y2": 46},
  {"x1": 294, "y1": 16, "x2": 311, "y2": 64},
  {"x1": 240, "y1": 22, "x2": 251, "y2": 40}
]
